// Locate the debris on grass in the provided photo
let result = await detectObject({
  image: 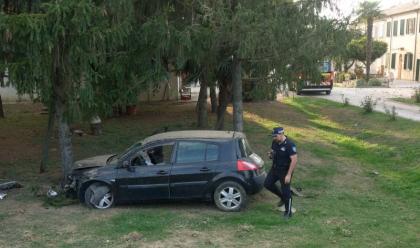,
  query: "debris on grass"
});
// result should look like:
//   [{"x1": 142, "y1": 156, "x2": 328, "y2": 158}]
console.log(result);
[
  {"x1": 122, "y1": 231, "x2": 143, "y2": 242},
  {"x1": 72, "y1": 129, "x2": 86, "y2": 136},
  {"x1": 370, "y1": 171, "x2": 380, "y2": 176},
  {"x1": 47, "y1": 188, "x2": 58, "y2": 198},
  {"x1": 0, "y1": 192, "x2": 7, "y2": 200},
  {"x1": 238, "y1": 224, "x2": 255, "y2": 232},
  {"x1": 0, "y1": 179, "x2": 22, "y2": 190},
  {"x1": 42, "y1": 193, "x2": 78, "y2": 208},
  {"x1": 291, "y1": 186, "x2": 304, "y2": 197}
]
